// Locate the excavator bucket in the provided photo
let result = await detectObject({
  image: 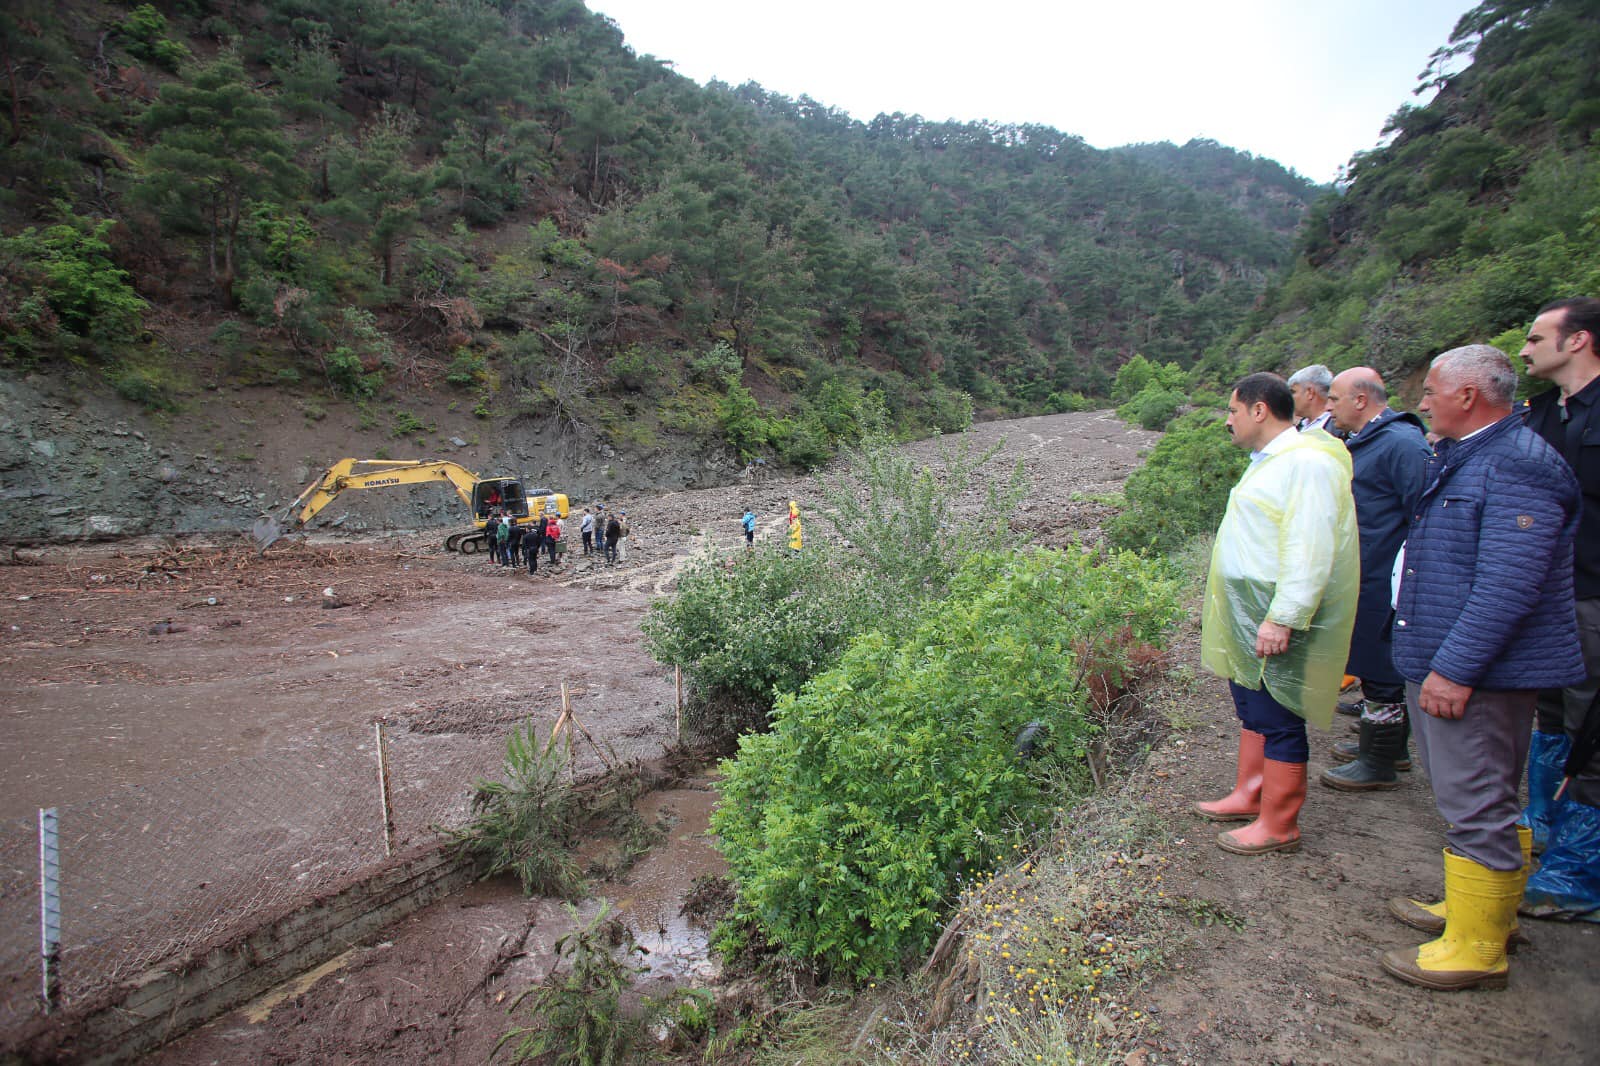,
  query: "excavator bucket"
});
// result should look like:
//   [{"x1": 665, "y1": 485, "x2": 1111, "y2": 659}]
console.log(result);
[{"x1": 251, "y1": 516, "x2": 286, "y2": 553}]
